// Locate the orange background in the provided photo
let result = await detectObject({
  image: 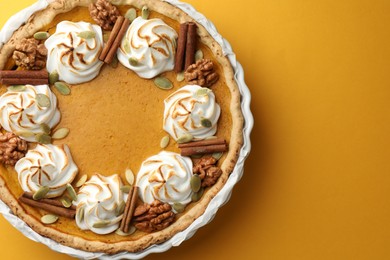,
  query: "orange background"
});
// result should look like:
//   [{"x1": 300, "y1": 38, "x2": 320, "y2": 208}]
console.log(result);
[{"x1": 1, "y1": 0, "x2": 390, "y2": 259}]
